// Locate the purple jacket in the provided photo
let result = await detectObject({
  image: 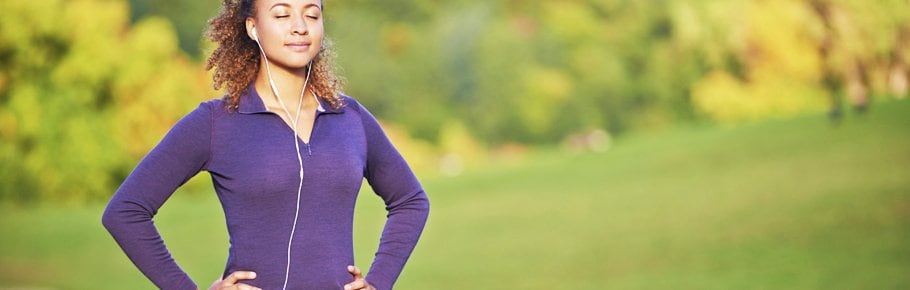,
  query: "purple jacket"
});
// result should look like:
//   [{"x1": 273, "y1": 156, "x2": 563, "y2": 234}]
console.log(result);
[{"x1": 102, "y1": 86, "x2": 429, "y2": 290}]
